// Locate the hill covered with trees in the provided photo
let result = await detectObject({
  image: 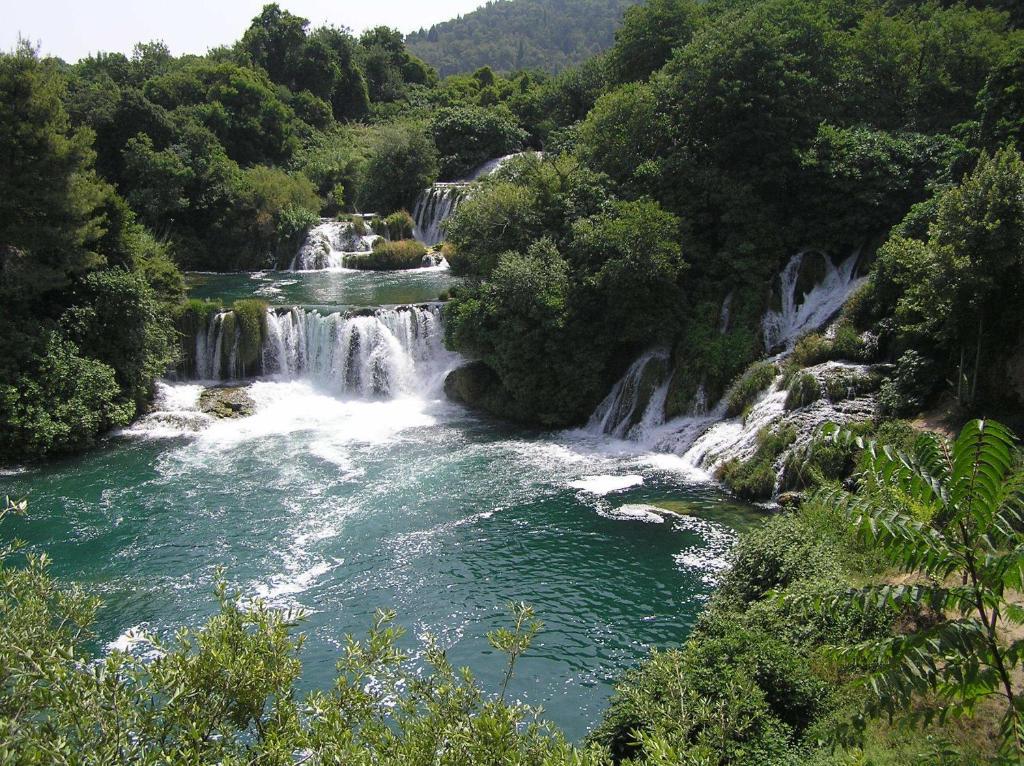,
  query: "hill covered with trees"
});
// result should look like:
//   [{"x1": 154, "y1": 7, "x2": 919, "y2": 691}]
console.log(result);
[{"x1": 406, "y1": 0, "x2": 642, "y2": 76}]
